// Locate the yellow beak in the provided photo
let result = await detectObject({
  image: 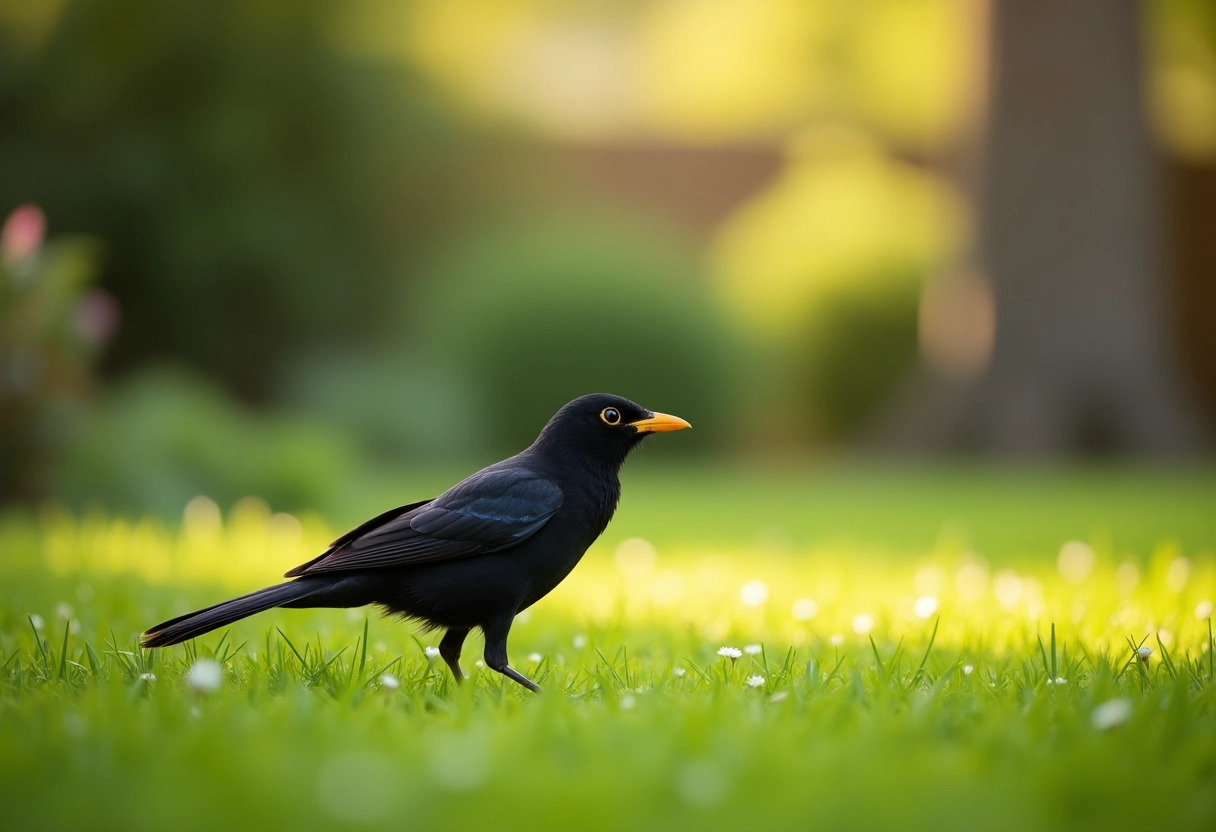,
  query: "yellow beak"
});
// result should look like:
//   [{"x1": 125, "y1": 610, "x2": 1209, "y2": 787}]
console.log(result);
[{"x1": 628, "y1": 411, "x2": 692, "y2": 434}]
